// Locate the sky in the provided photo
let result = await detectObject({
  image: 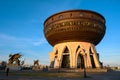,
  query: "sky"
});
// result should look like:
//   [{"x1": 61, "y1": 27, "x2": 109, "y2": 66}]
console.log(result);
[{"x1": 0, "y1": 0, "x2": 120, "y2": 66}]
